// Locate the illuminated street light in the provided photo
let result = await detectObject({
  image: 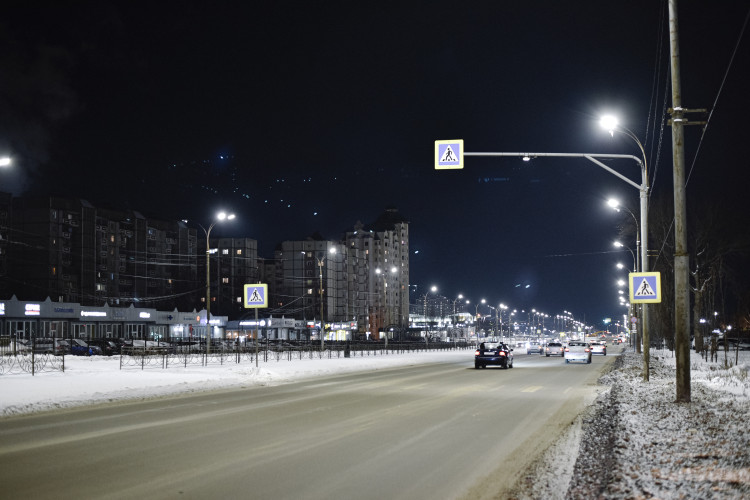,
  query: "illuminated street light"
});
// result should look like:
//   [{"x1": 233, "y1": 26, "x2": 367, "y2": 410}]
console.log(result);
[
  {"x1": 614, "y1": 241, "x2": 637, "y2": 274},
  {"x1": 375, "y1": 265, "x2": 397, "y2": 349},
  {"x1": 600, "y1": 114, "x2": 651, "y2": 380},
  {"x1": 316, "y1": 246, "x2": 338, "y2": 349},
  {"x1": 198, "y1": 211, "x2": 236, "y2": 354},
  {"x1": 607, "y1": 198, "x2": 641, "y2": 274},
  {"x1": 0, "y1": 157, "x2": 10, "y2": 167}
]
